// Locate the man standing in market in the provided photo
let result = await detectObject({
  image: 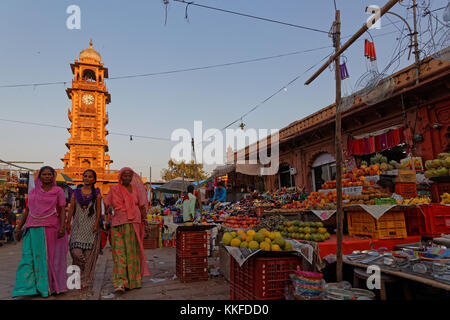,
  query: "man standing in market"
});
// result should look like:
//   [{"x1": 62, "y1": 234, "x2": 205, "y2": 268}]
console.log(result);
[
  {"x1": 210, "y1": 181, "x2": 227, "y2": 209},
  {"x1": 2, "y1": 204, "x2": 15, "y2": 243},
  {"x1": 183, "y1": 185, "x2": 197, "y2": 223}
]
